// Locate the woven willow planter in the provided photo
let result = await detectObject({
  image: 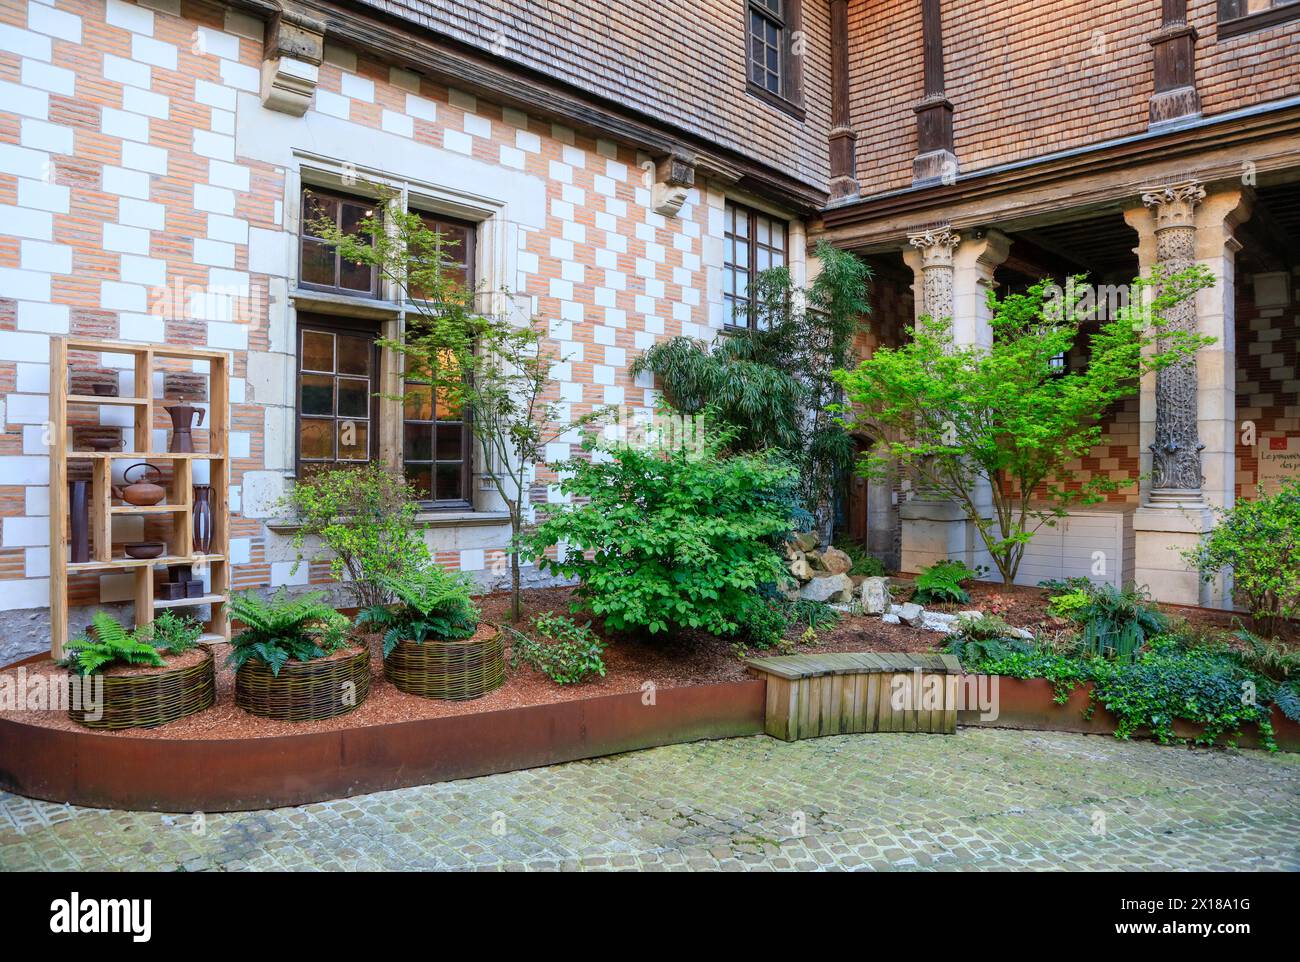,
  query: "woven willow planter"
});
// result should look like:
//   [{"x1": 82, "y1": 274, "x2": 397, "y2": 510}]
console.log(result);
[
  {"x1": 384, "y1": 627, "x2": 505, "y2": 700},
  {"x1": 69, "y1": 646, "x2": 216, "y2": 730},
  {"x1": 235, "y1": 645, "x2": 371, "y2": 722}
]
